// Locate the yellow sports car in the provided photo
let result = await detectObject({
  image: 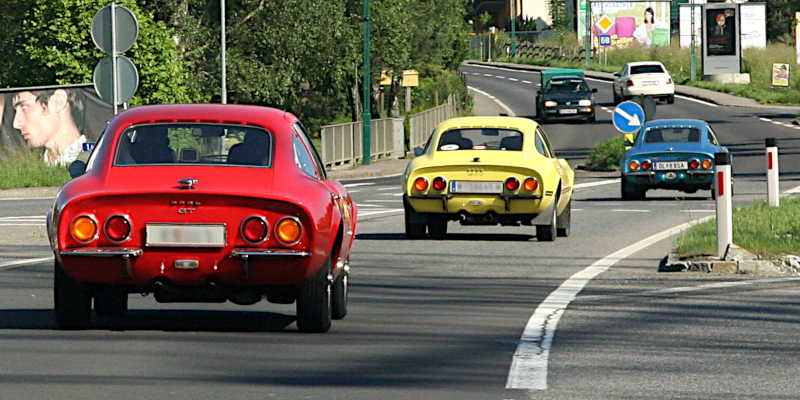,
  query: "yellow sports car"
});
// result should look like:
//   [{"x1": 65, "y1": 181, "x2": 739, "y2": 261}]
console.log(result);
[{"x1": 403, "y1": 116, "x2": 574, "y2": 241}]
